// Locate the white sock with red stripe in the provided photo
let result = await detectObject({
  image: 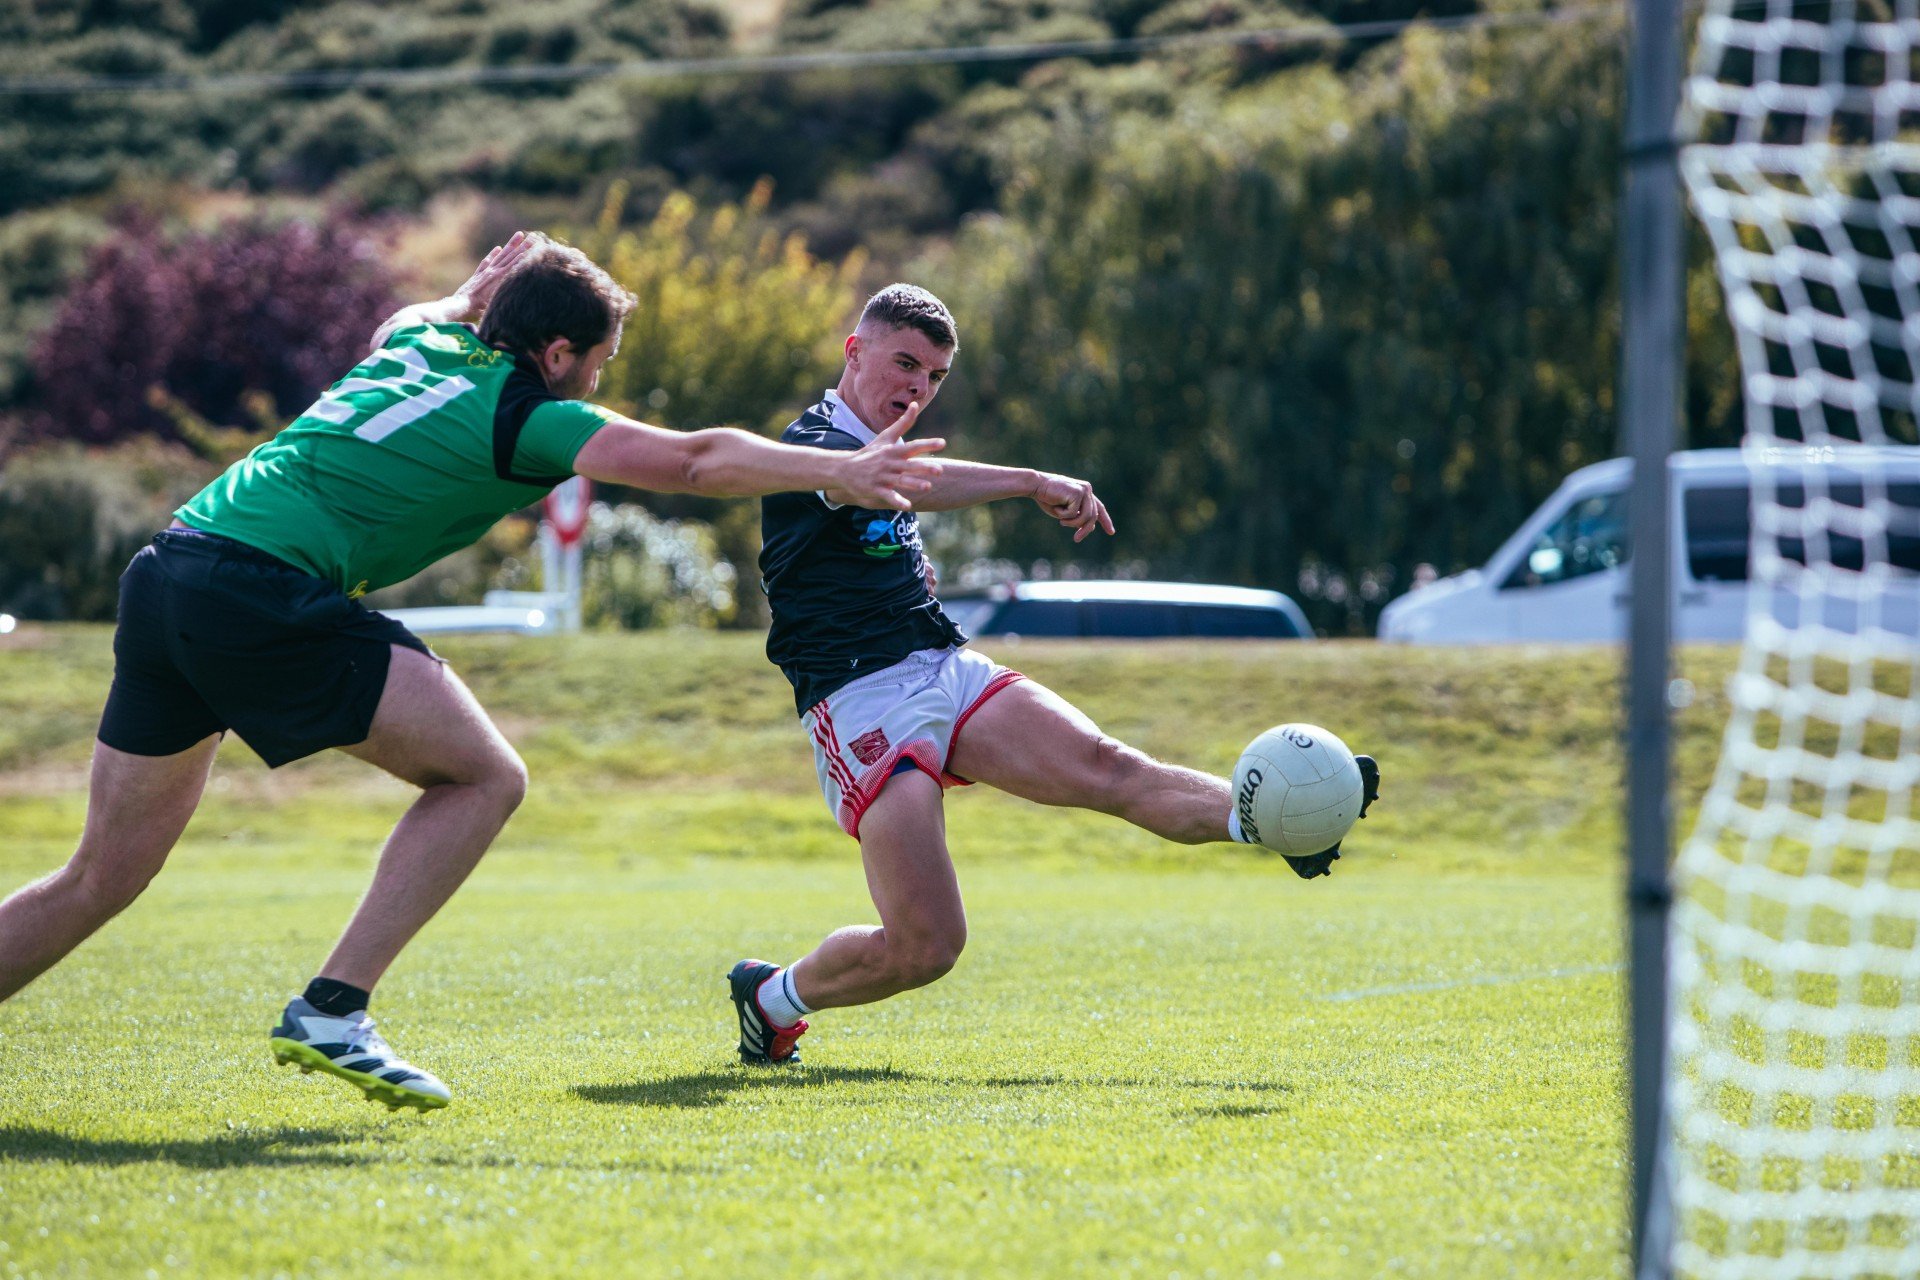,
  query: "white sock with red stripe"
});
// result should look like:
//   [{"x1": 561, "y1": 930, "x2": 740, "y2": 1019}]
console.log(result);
[{"x1": 755, "y1": 967, "x2": 811, "y2": 1029}]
